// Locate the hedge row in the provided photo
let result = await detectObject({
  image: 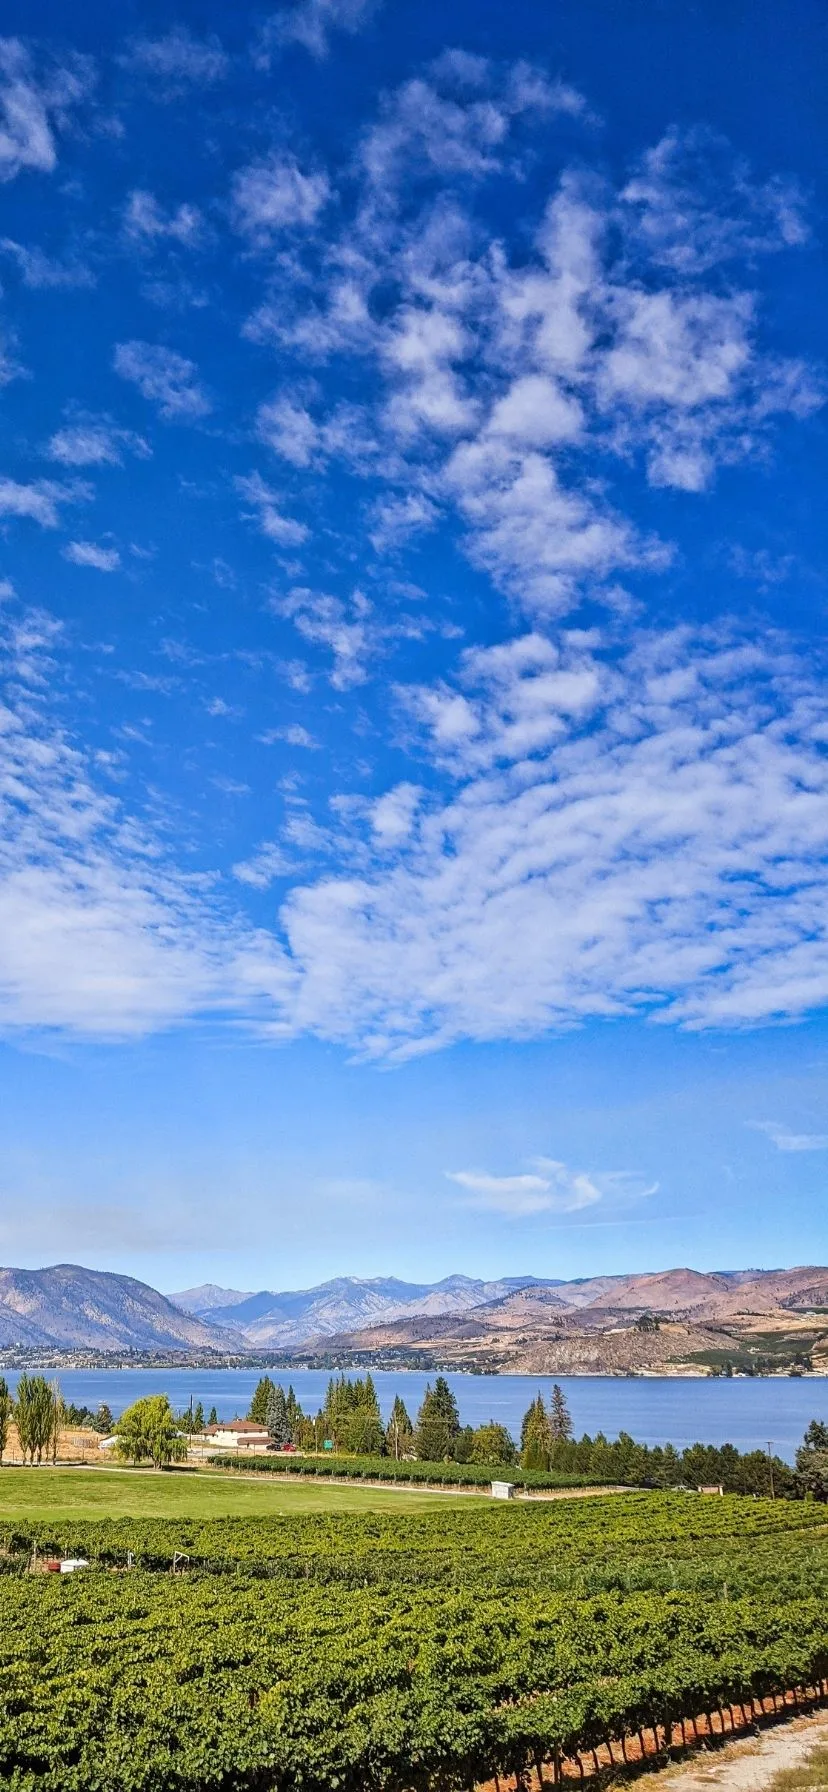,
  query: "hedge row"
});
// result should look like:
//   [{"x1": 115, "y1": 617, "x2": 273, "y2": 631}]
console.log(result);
[{"x1": 205, "y1": 1451, "x2": 616, "y2": 1489}]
